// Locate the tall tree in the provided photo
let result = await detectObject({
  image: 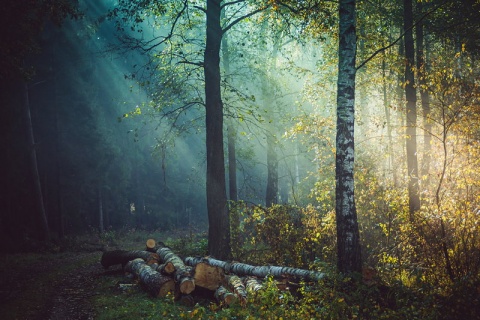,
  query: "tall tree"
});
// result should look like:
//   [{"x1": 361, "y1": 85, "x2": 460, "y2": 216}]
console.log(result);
[
  {"x1": 204, "y1": 0, "x2": 230, "y2": 258},
  {"x1": 110, "y1": 0, "x2": 270, "y2": 259},
  {"x1": 416, "y1": 0, "x2": 431, "y2": 181},
  {"x1": 335, "y1": 0, "x2": 362, "y2": 274},
  {"x1": 404, "y1": 0, "x2": 420, "y2": 215},
  {"x1": 221, "y1": 8, "x2": 237, "y2": 203}
]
